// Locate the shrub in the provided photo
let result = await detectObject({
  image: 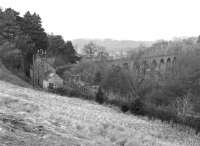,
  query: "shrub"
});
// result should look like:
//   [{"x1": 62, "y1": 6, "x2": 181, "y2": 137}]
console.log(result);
[
  {"x1": 130, "y1": 98, "x2": 145, "y2": 115},
  {"x1": 193, "y1": 101, "x2": 200, "y2": 113},
  {"x1": 121, "y1": 104, "x2": 129, "y2": 113},
  {"x1": 95, "y1": 87, "x2": 104, "y2": 104},
  {"x1": 148, "y1": 89, "x2": 166, "y2": 106},
  {"x1": 107, "y1": 99, "x2": 121, "y2": 106},
  {"x1": 69, "y1": 89, "x2": 82, "y2": 97},
  {"x1": 55, "y1": 88, "x2": 67, "y2": 95},
  {"x1": 182, "y1": 116, "x2": 200, "y2": 134},
  {"x1": 94, "y1": 71, "x2": 102, "y2": 85}
]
